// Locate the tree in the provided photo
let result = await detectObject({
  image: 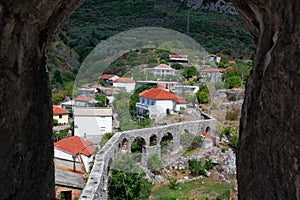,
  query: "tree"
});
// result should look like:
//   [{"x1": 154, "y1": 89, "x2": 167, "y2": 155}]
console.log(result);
[
  {"x1": 225, "y1": 76, "x2": 242, "y2": 88},
  {"x1": 195, "y1": 91, "x2": 209, "y2": 104},
  {"x1": 95, "y1": 94, "x2": 109, "y2": 107},
  {"x1": 181, "y1": 66, "x2": 199, "y2": 80},
  {"x1": 108, "y1": 153, "x2": 151, "y2": 200}
]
